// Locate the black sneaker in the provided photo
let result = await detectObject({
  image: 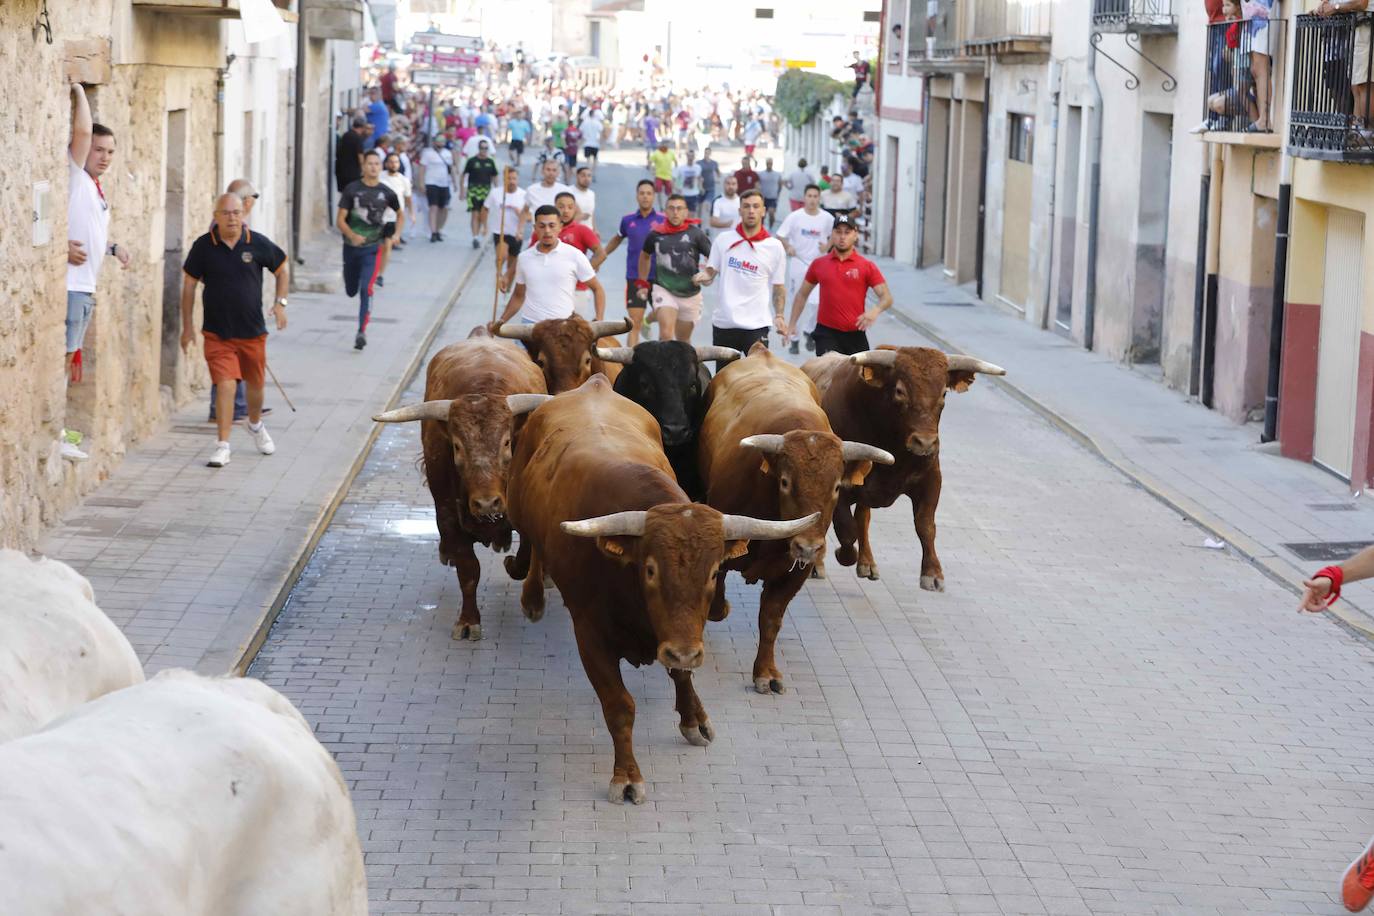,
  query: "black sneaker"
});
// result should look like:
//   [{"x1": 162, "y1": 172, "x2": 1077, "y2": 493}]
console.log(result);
[
  {"x1": 376, "y1": 275, "x2": 384, "y2": 288},
  {"x1": 804, "y1": 333, "x2": 815, "y2": 352},
  {"x1": 789, "y1": 340, "x2": 800, "y2": 354},
  {"x1": 355, "y1": 331, "x2": 367, "y2": 350},
  {"x1": 436, "y1": 232, "x2": 445, "y2": 242},
  {"x1": 471, "y1": 238, "x2": 480, "y2": 249},
  {"x1": 430, "y1": 232, "x2": 439, "y2": 243}
]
